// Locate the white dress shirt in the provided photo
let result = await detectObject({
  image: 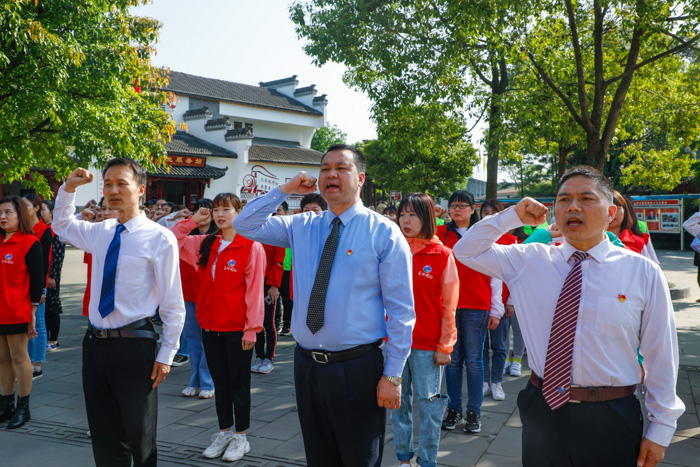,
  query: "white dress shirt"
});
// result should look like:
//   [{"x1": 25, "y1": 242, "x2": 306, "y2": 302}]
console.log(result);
[
  {"x1": 683, "y1": 211, "x2": 700, "y2": 237},
  {"x1": 452, "y1": 207, "x2": 684, "y2": 447},
  {"x1": 52, "y1": 186, "x2": 185, "y2": 365}
]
